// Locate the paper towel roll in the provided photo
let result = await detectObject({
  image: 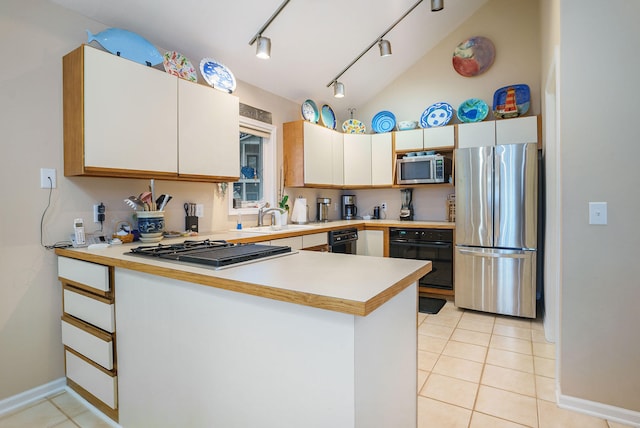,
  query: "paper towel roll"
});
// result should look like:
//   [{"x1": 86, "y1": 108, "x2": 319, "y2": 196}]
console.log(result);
[{"x1": 291, "y1": 197, "x2": 307, "y2": 224}]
